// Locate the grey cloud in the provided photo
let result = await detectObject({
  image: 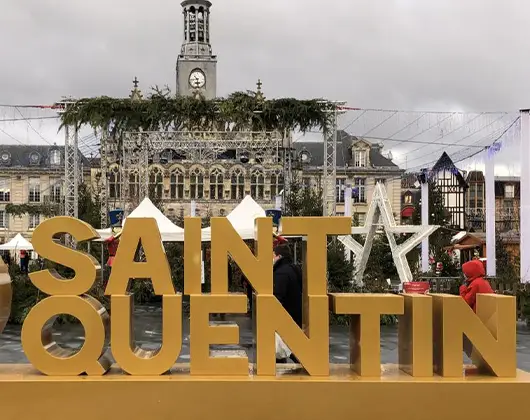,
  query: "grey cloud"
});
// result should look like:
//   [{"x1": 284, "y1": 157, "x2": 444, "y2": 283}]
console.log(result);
[{"x1": 0, "y1": 0, "x2": 528, "y2": 173}]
